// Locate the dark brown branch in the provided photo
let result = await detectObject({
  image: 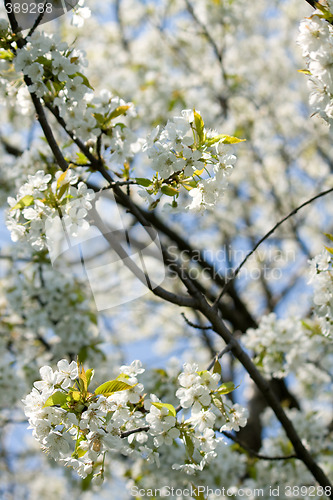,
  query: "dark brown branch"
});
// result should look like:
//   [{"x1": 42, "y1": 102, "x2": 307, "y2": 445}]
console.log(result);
[
  {"x1": 44, "y1": 102, "x2": 97, "y2": 166},
  {"x1": 91, "y1": 207, "x2": 198, "y2": 309},
  {"x1": 0, "y1": 136, "x2": 23, "y2": 156},
  {"x1": 206, "y1": 344, "x2": 233, "y2": 371},
  {"x1": 121, "y1": 426, "x2": 149, "y2": 438},
  {"x1": 195, "y1": 296, "x2": 333, "y2": 493},
  {"x1": 181, "y1": 312, "x2": 212, "y2": 331}
]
